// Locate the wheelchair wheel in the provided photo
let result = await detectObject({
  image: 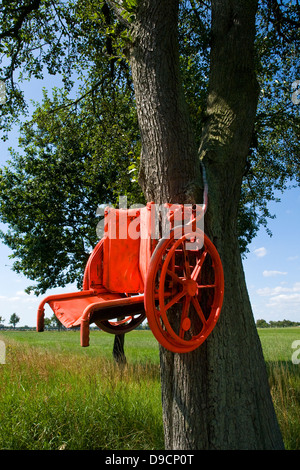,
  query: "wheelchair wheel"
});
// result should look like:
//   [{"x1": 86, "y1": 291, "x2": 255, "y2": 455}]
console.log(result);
[
  {"x1": 144, "y1": 227, "x2": 224, "y2": 353},
  {"x1": 95, "y1": 312, "x2": 146, "y2": 335}
]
